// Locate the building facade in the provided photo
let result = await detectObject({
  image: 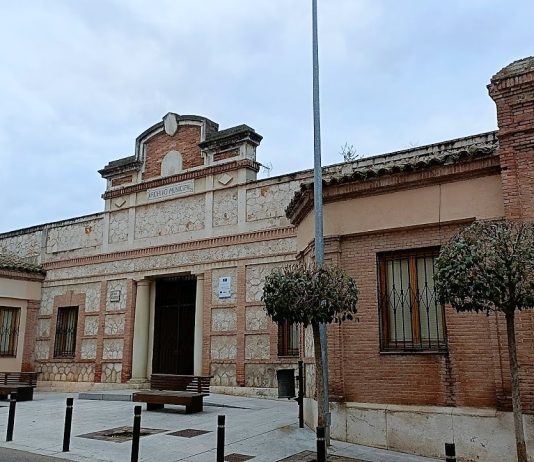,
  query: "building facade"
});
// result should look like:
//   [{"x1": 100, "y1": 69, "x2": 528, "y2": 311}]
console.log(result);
[{"x1": 0, "y1": 58, "x2": 533, "y2": 461}]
